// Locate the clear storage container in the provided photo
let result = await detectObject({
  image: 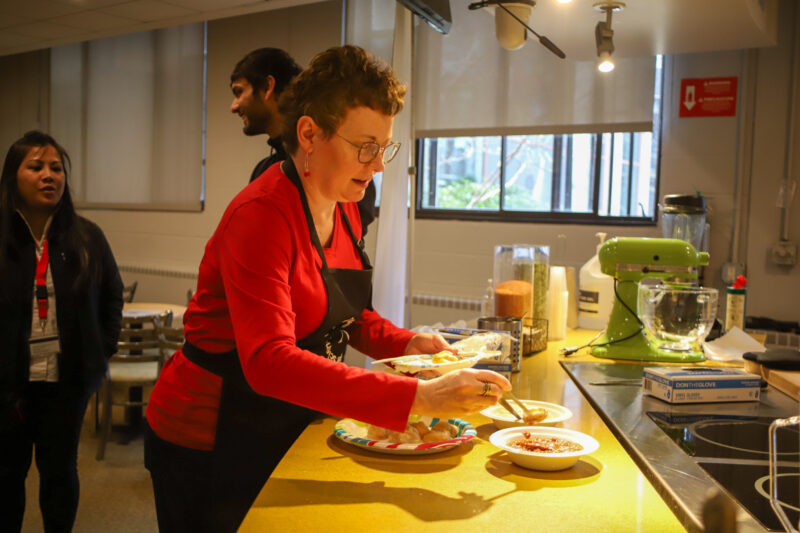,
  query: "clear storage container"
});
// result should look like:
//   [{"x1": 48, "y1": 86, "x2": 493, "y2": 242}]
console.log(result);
[{"x1": 493, "y1": 244, "x2": 549, "y2": 355}]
